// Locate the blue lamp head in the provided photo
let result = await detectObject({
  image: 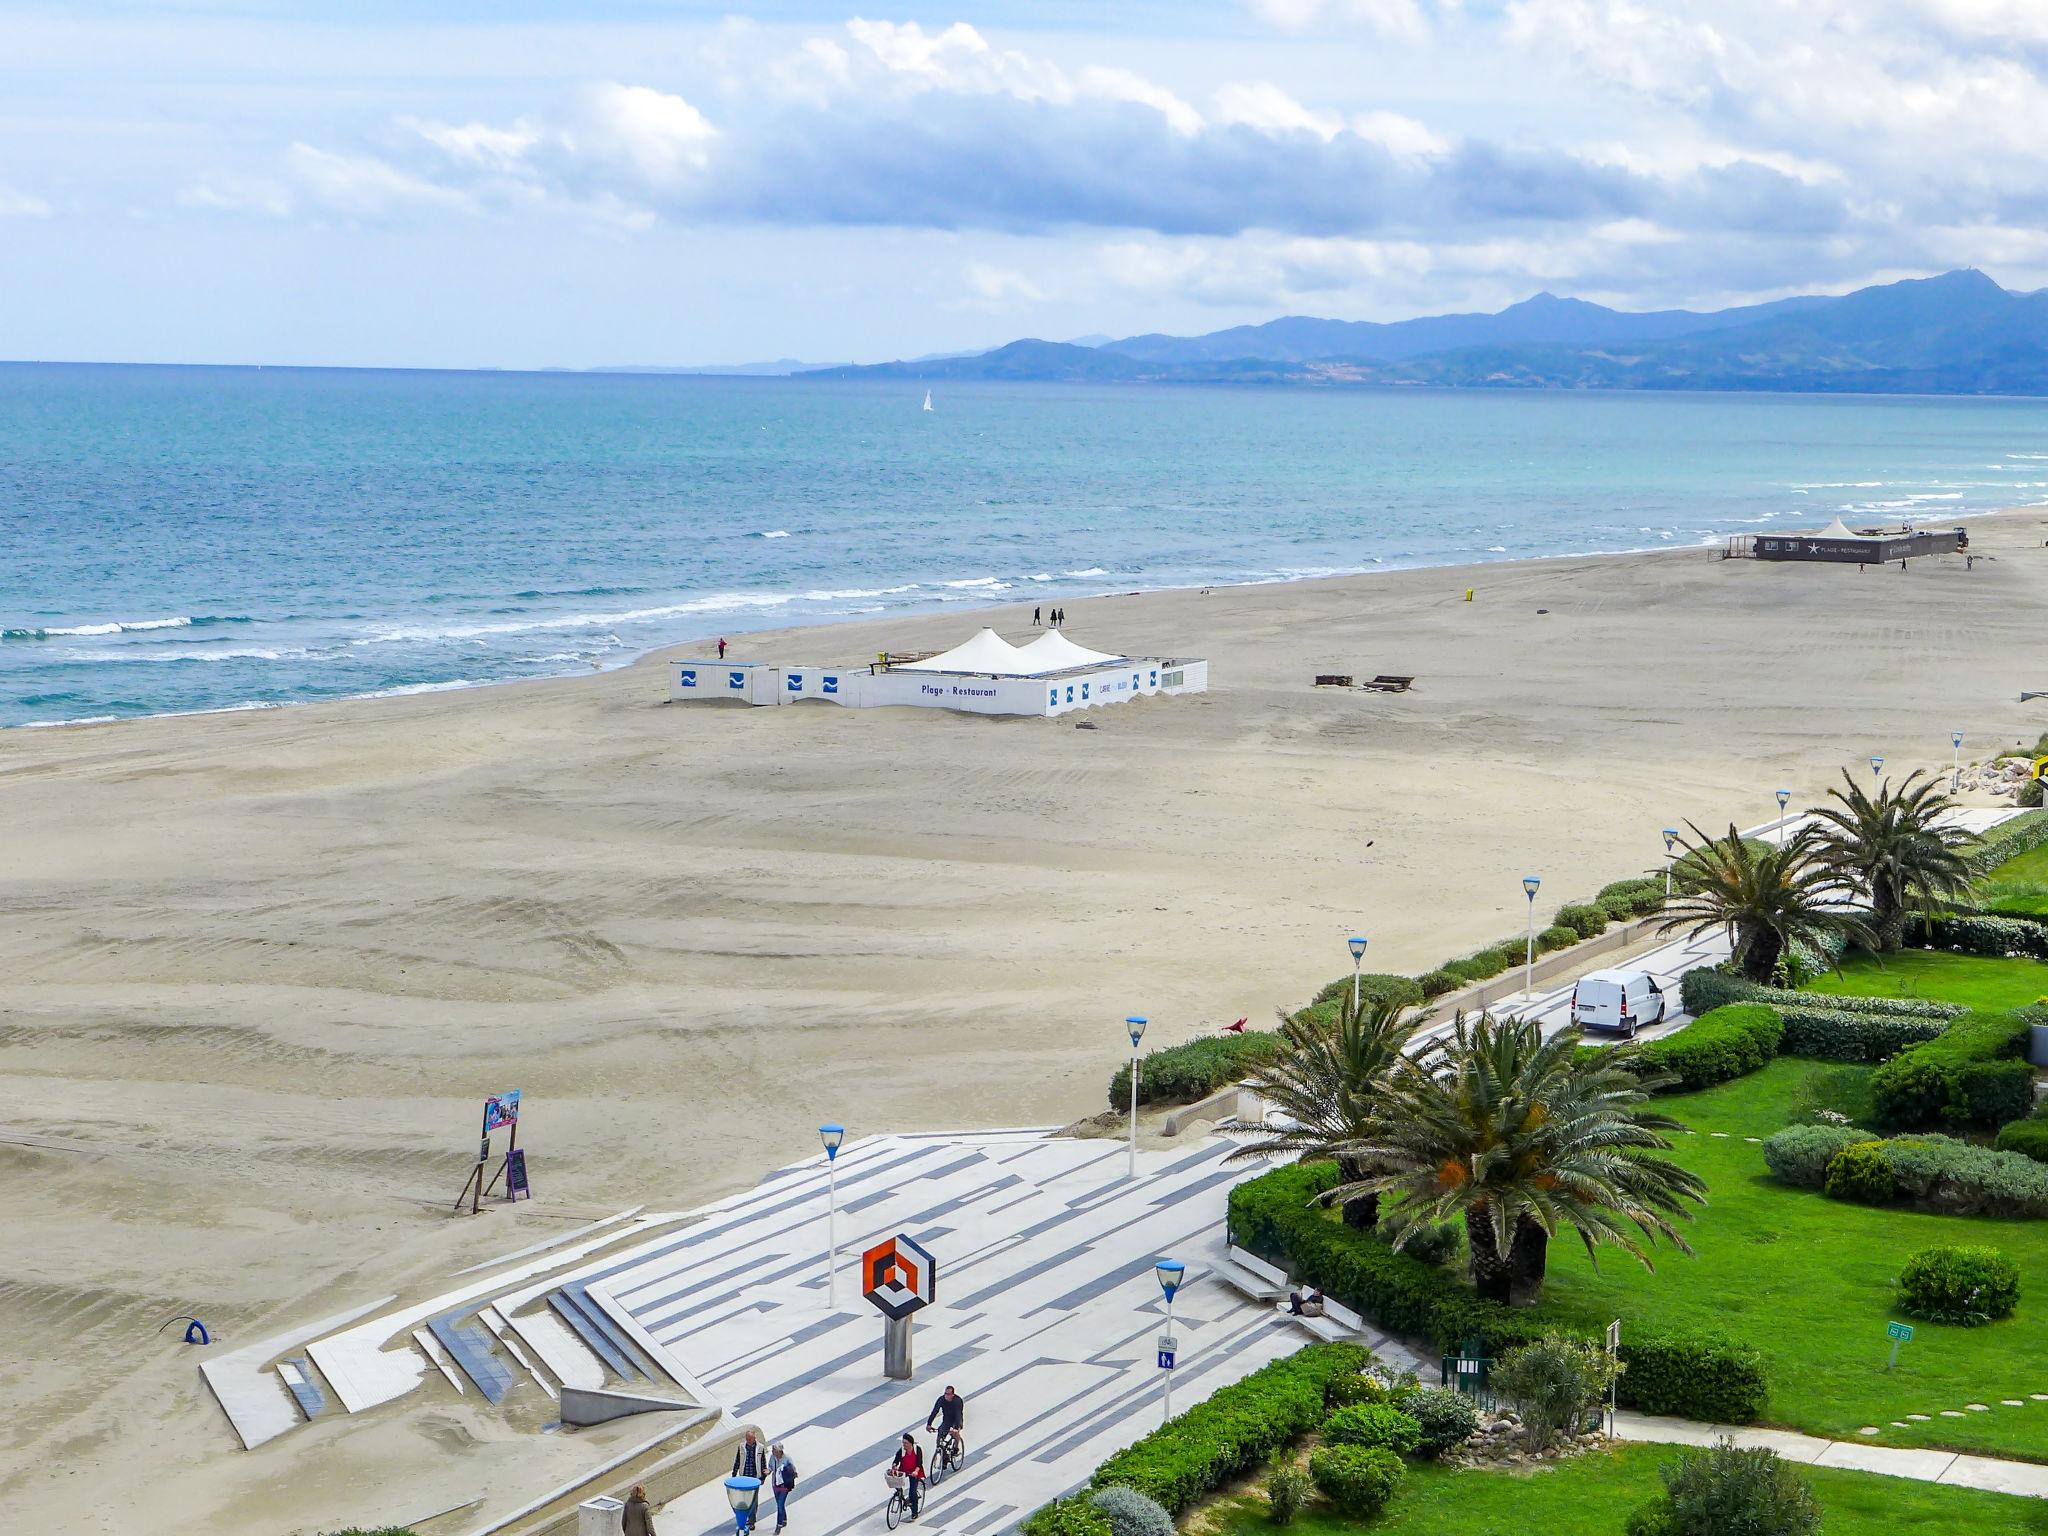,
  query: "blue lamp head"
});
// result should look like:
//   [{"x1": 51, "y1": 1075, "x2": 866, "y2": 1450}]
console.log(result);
[
  {"x1": 819, "y1": 1123, "x2": 845, "y2": 1160},
  {"x1": 1775, "y1": 788, "x2": 1790, "y2": 809},
  {"x1": 1154, "y1": 1257, "x2": 1186, "y2": 1302},
  {"x1": 1347, "y1": 935, "x2": 1367, "y2": 961},
  {"x1": 1126, "y1": 1015, "x2": 1148, "y2": 1048},
  {"x1": 1954, "y1": 731, "x2": 1964, "y2": 749},
  {"x1": 1662, "y1": 827, "x2": 1680, "y2": 852},
  {"x1": 1870, "y1": 754, "x2": 1884, "y2": 774},
  {"x1": 726, "y1": 1476, "x2": 763, "y2": 1520},
  {"x1": 1522, "y1": 875, "x2": 1541, "y2": 900}
]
